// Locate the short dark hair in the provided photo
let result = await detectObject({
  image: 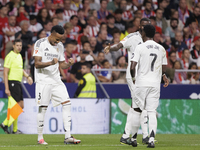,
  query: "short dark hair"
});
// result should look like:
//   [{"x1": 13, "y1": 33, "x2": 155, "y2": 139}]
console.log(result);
[
  {"x1": 115, "y1": 9, "x2": 123, "y2": 14},
  {"x1": 55, "y1": 8, "x2": 64, "y2": 14},
  {"x1": 102, "y1": 59, "x2": 109, "y2": 65},
  {"x1": 112, "y1": 28, "x2": 121, "y2": 36},
  {"x1": 126, "y1": 22, "x2": 134, "y2": 30},
  {"x1": 140, "y1": 18, "x2": 150, "y2": 24},
  {"x1": 29, "y1": 15, "x2": 37, "y2": 20},
  {"x1": 143, "y1": 24, "x2": 155, "y2": 38},
  {"x1": 65, "y1": 39, "x2": 77, "y2": 47},
  {"x1": 106, "y1": 14, "x2": 115, "y2": 20},
  {"x1": 100, "y1": 0, "x2": 107, "y2": 3},
  {"x1": 82, "y1": 41, "x2": 90, "y2": 47},
  {"x1": 13, "y1": 39, "x2": 22, "y2": 45},
  {"x1": 149, "y1": 16, "x2": 156, "y2": 21},
  {"x1": 168, "y1": 51, "x2": 176, "y2": 57},
  {"x1": 82, "y1": 62, "x2": 92, "y2": 69},
  {"x1": 70, "y1": 15, "x2": 78, "y2": 20},
  {"x1": 51, "y1": 25, "x2": 65, "y2": 34},
  {"x1": 170, "y1": 18, "x2": 179, "y2": 24}
]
